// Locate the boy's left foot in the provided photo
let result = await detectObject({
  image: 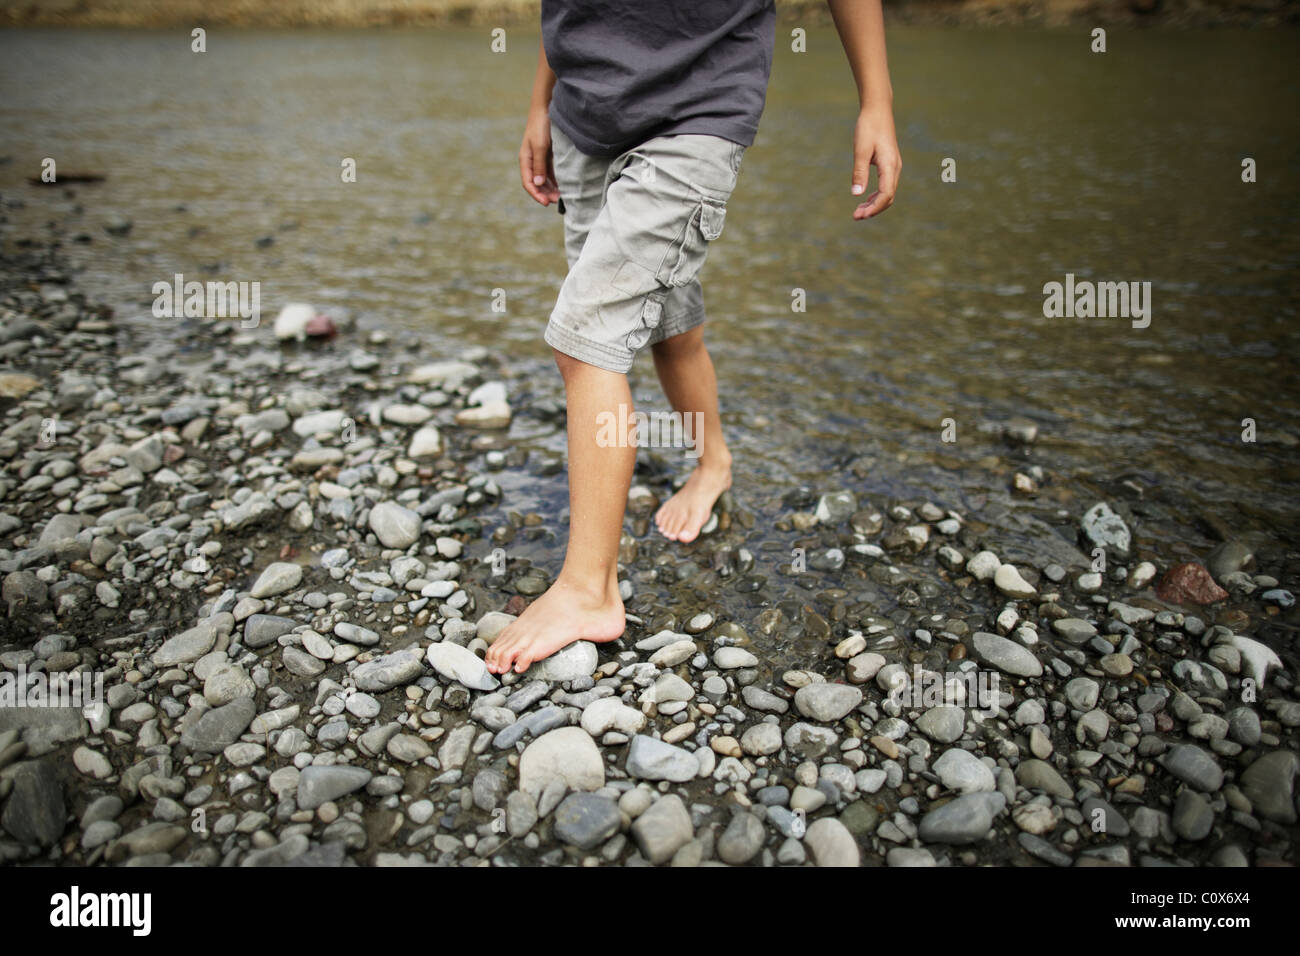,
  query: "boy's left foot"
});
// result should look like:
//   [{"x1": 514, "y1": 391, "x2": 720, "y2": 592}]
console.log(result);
[
  {"x1": 484, "y1": 578, "x2": 625, "y2": 674},
  {"x1": 654, "y1": 462, "x2": 731, "y2": 543}
]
